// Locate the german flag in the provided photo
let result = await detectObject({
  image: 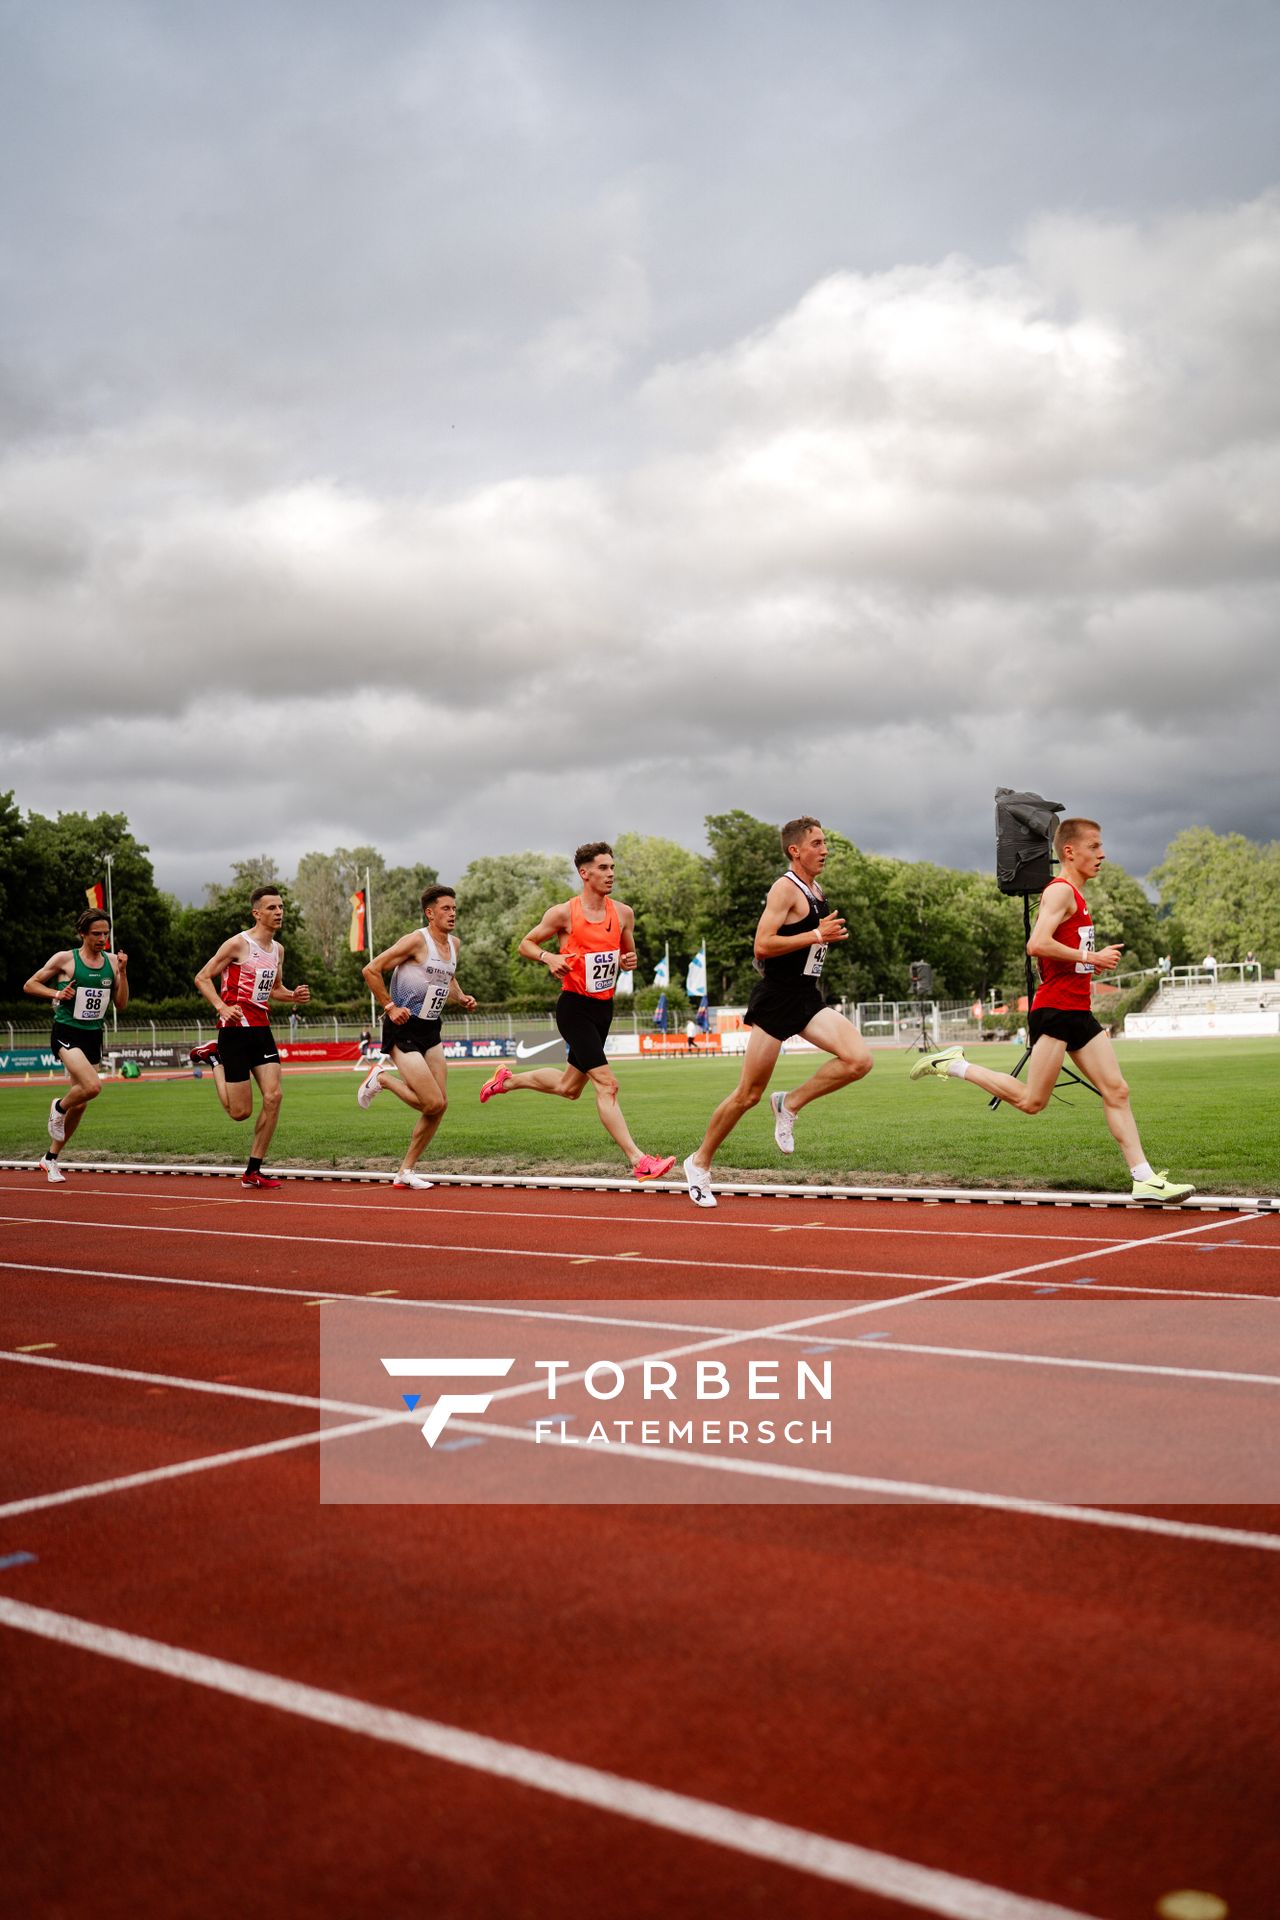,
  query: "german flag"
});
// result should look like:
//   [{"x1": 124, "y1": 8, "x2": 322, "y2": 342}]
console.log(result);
[
  {"x1": 85, "y1": 882, "x2": 106, "y2": 911},
  {"x1": 348, "y1": 889, "x2": 367, "y2": 953}
]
